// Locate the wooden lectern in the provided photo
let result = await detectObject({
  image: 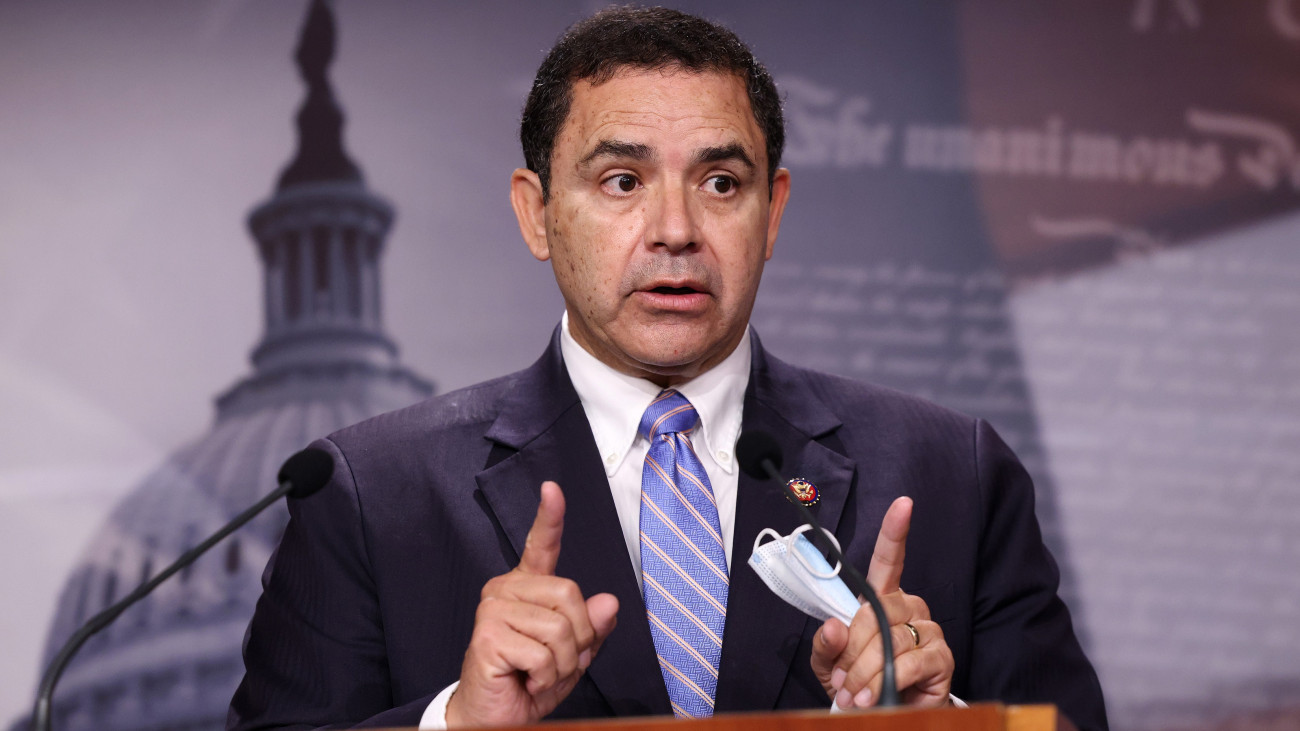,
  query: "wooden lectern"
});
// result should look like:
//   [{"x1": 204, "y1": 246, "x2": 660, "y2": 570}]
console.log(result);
[{"x1": 429, "y1": 705, "x2": 1062, "y2": 731}]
